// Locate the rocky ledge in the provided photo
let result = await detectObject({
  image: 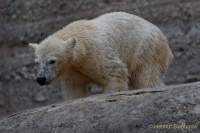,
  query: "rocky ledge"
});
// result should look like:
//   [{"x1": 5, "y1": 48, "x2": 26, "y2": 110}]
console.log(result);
[{"x1": 0, "y1": 82, "x2": 200, "y2": 133}]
